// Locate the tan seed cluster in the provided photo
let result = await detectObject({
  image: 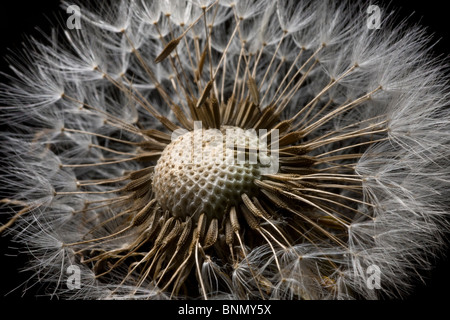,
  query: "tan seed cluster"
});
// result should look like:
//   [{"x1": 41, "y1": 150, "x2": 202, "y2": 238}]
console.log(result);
[{"x1": 152, "y1": 127, "x2": 262, "y2": 219}]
